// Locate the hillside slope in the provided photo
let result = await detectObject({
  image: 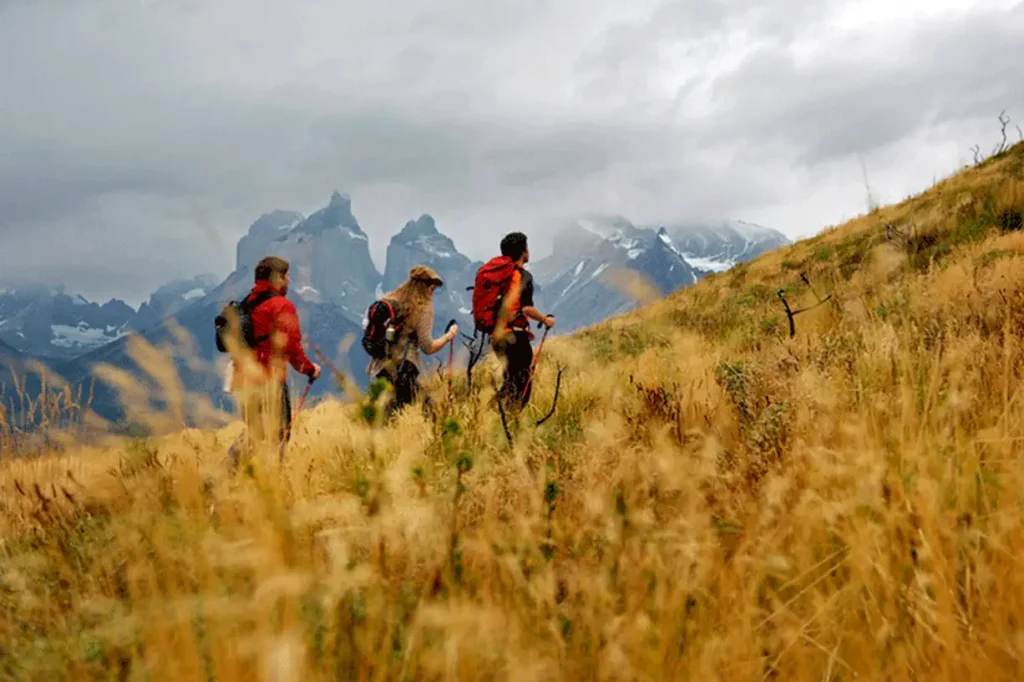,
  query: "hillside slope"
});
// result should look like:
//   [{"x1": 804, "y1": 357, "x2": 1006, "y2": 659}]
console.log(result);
[{"x1": 2, "y1": 142, "x2": 1024, "y2": 681}]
